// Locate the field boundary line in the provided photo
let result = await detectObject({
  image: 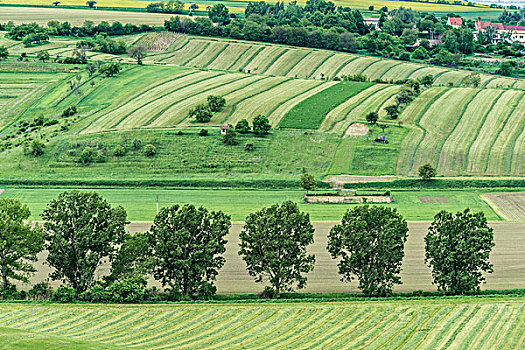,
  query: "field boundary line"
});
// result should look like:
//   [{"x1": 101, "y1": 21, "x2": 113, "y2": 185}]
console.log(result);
[
  {"x1": 433, "y1": 88, "x2": 481, "y2": 173},
  {"x1": 462, "y1": 90, "x2": 504, "y2": 171},
  {"x1": 202, "y1": 43, "x2": 230, "y2": 68},
  {"x1": 356, "y1": 58, "x2": 380, "y2": 75},
  {"x1": 330, "y1": 56, "x2": 359, "y2": 79},
  {"x1": 507, "y1": 105, "x2": 525, "y2": 173},
  {"x1": 404, "y1": 88, "x2": 449, "y2": 173},
  {"x1": 78, "y1": 69, "x2": 202, "y2": 134},
  {"x1": 142, "y1": 74, "x2": 251, "y2": 128},
  {"x1": 281, "y1": 50, "x2": 311, "y2": 77},
  {"x1": 377, "y1": 61, "x2": 404, "y2": 80},
  {"x1": 260, "y1": 48, "x2": 289, "y2": 74},
  {"x1": 237, "y1": 46, "x2": 266, "y2": 71},
  {"x1": 306, "y1": 53, "x2": 335, "y2": 79},
  {"x1": 106, "y1": 71, "x2": 216, "y2": 130},
  {"x1": 180, "y1": 42, "x2": 211, "y2": 66},
  {"x1": 484, "y1": 92, "x2": 523, "y2": 173}
]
